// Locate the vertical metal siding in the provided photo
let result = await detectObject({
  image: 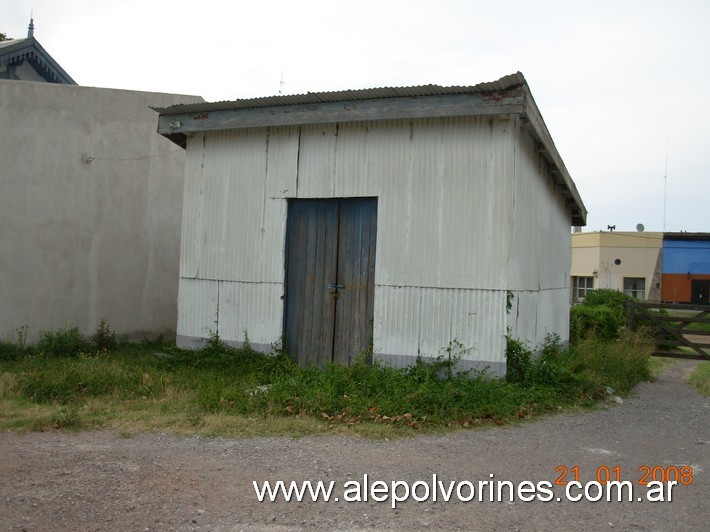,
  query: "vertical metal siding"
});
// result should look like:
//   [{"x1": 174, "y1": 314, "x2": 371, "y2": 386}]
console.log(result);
[
  {"x1": 179, "y1": 128, "x2": 281, "y2": 283},
  {"x1": 508, "y1": 288, "x2": 570, "y2": 349},
  {"x1": 506, "y1": 117, "x2": 572, "y2": 347},
  {"x1": 177, "y1": 278, "x2": 218, "y2": 340},
  {"x1": 374, "y1": 285, "x2": 506, "y2": 365},
  {"x1": 296, "y1": 124, "x2": 338, "y2": 197},
  {"x1": 218, "y1": 280, "x2": 283, "y2": 349},
  {"x1": 179, "y1": 133, "x2": 206, "y2": 279},
  {"x1": 265, "y1": 125, "x2": 300, "y2": 198},
  {"x1": 178, "y1": 129, "x2": 289, "y2": 348},
  {"x1": 178, "y1": 114, "x2": 569, "y2": 364},
  {"x1": 374, "y1": 116, "x2": 514, "y2": 290}
]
